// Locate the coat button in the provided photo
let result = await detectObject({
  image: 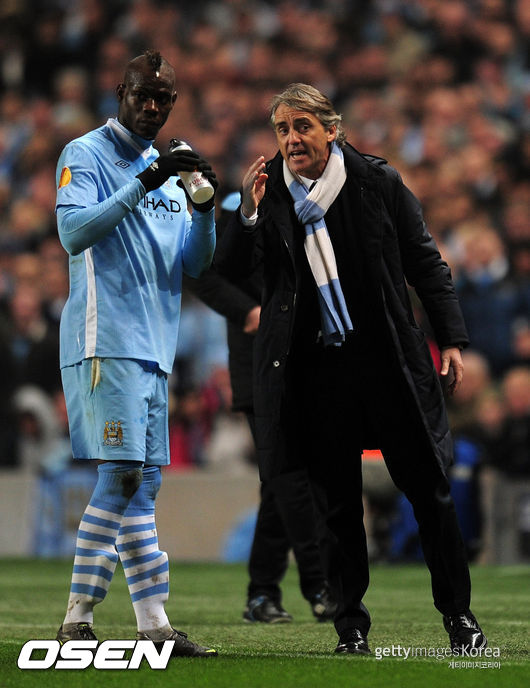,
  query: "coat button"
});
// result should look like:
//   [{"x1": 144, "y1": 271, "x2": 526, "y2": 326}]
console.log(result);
[
  {"x1": 280, "y1": 304, "x2": 289, "y2": 312},
  {"x1": 272, "y1": 360, "x2": 280, "y2": 368}
]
